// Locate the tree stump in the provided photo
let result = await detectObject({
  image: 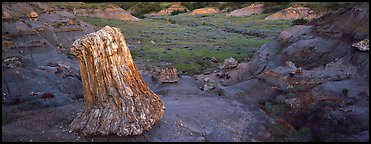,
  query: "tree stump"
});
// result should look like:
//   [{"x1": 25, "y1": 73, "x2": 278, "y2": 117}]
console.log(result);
[{"x1": 69, "y1": 26, "x2": 165, "y2": 136}]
